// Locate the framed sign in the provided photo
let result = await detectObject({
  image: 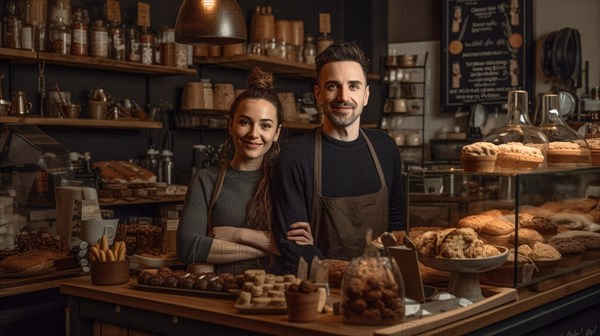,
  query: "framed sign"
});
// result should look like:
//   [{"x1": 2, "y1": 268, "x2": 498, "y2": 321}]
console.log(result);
[{"x1": 441, "y1": 0, "x2": 534, "y2": 112}]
